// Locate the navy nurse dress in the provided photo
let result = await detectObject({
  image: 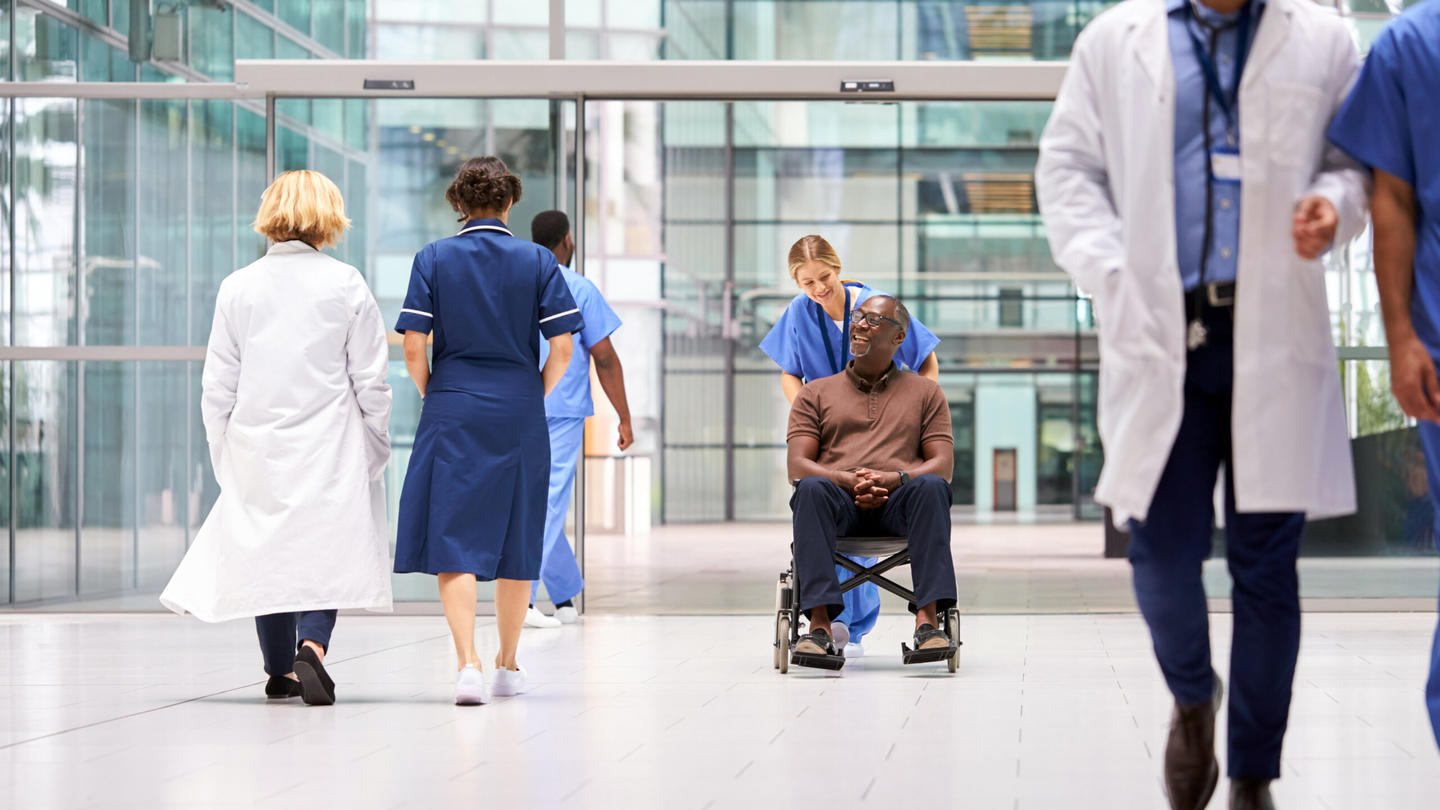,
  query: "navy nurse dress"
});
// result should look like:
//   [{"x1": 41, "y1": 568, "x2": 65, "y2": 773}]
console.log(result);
[{"x1": 393, "y1": 218, "x2": 585, "y2": 580}]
